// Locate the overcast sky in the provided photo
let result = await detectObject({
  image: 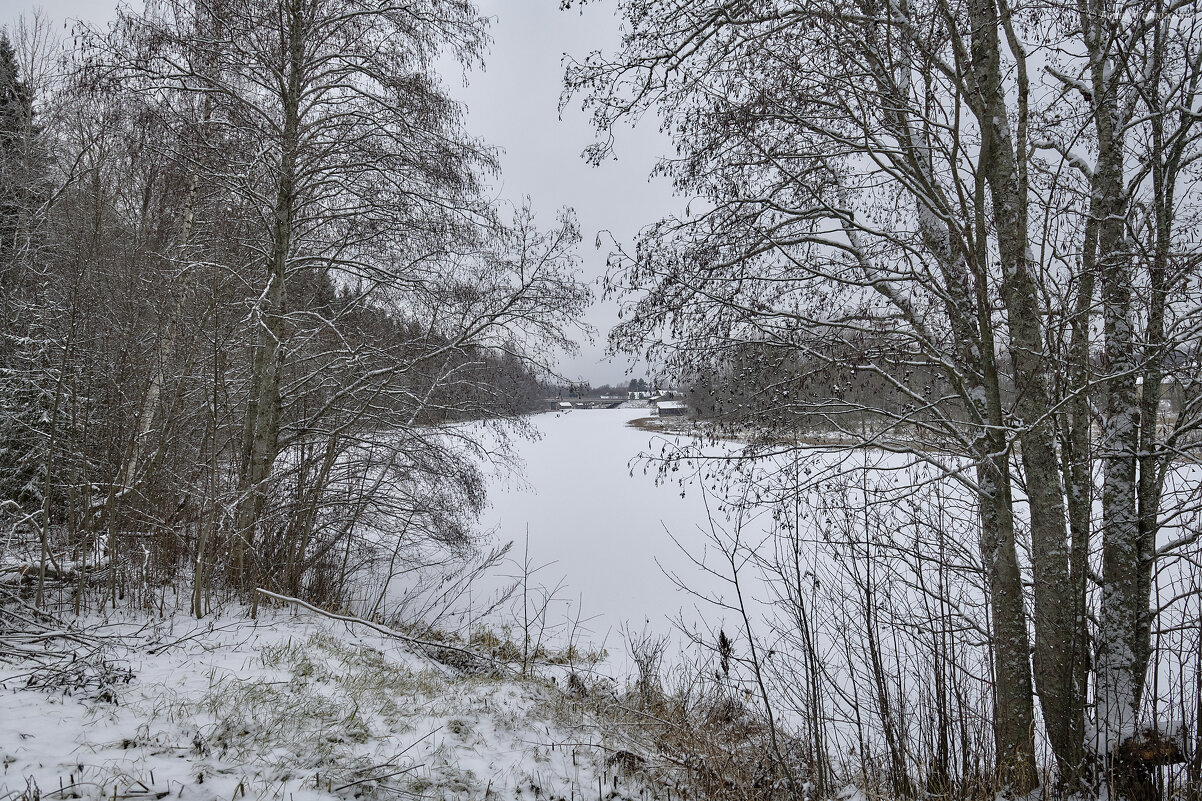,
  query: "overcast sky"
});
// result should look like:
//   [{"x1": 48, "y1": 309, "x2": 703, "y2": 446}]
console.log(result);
[
  {"x1": 448, "y1": 1, "x2": 678, "y2": 386},
  {"x1": 0, "y1": 0, "x2": 679, "y2": 386}
]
